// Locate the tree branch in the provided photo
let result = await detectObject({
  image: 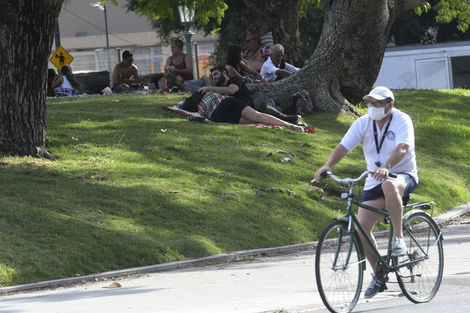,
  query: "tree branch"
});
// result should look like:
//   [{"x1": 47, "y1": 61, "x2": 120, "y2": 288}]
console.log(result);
[{"x1": 401, "y1": 0, "x2": 428, "y2": 12}]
